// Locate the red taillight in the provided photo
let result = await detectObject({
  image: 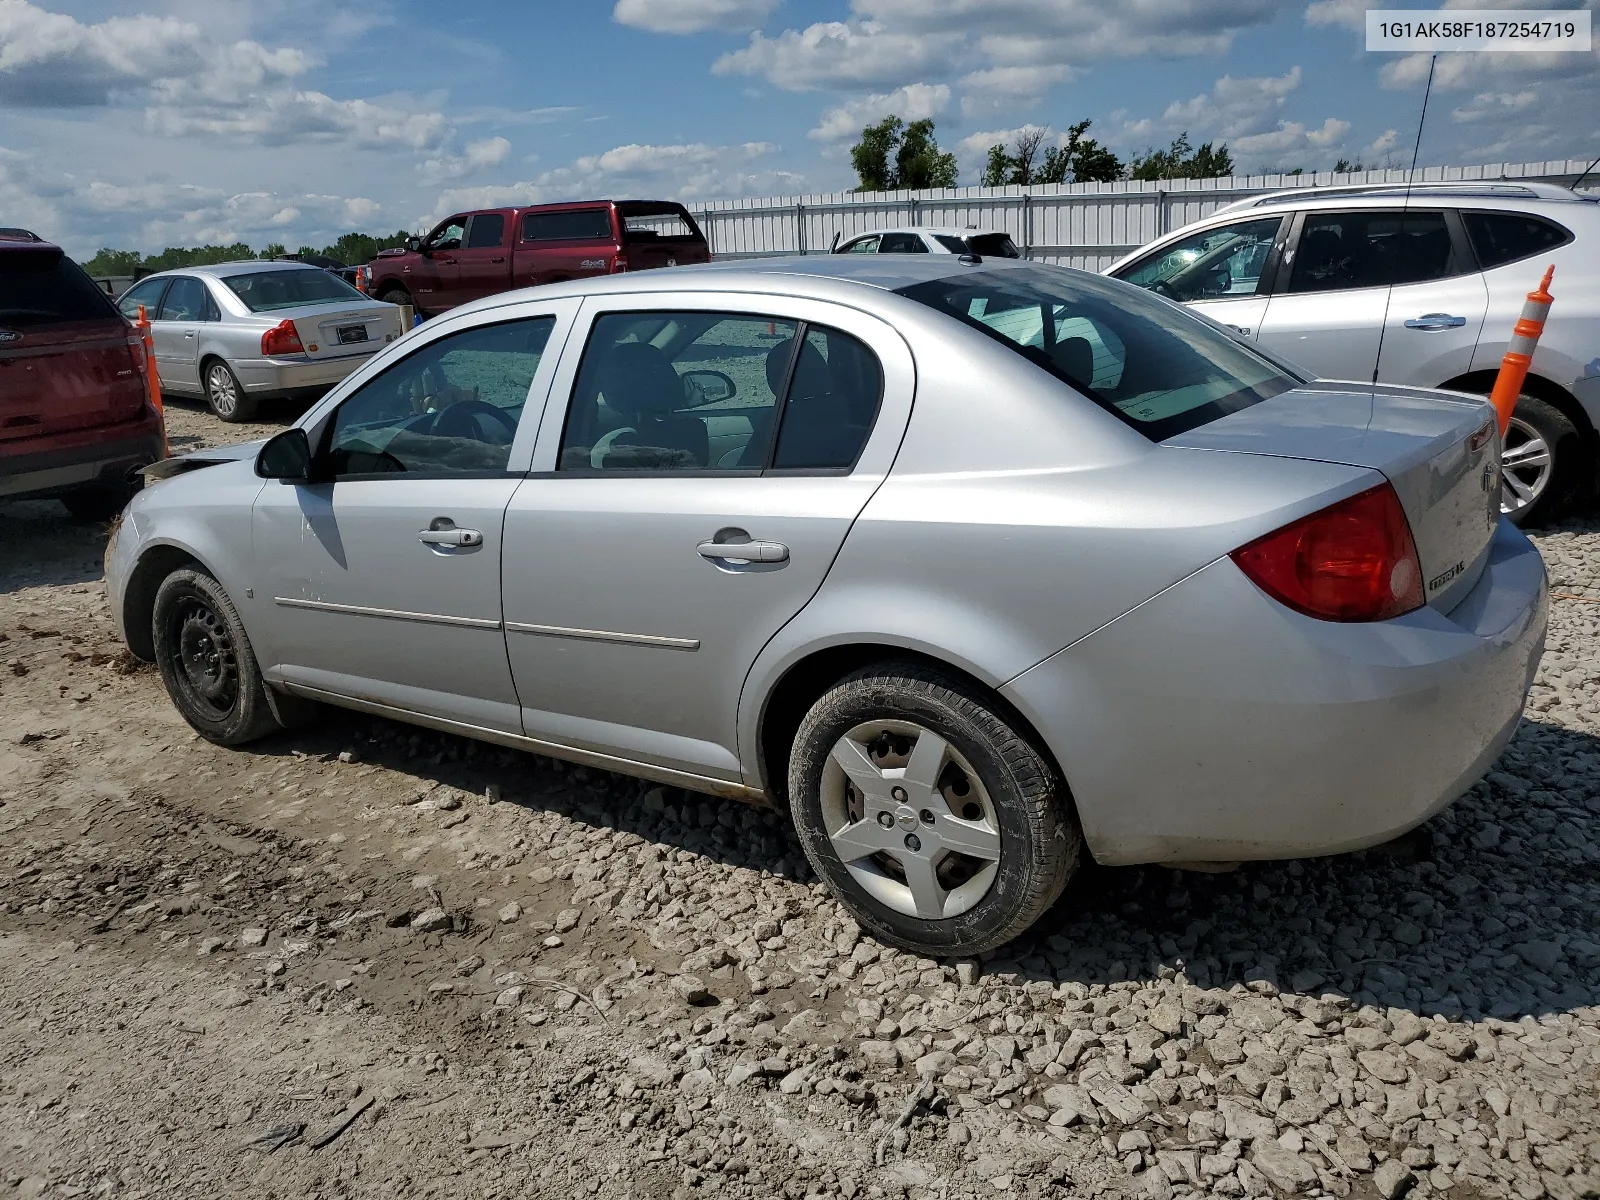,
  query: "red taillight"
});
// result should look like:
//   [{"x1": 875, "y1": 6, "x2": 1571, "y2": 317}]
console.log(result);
[
  {"x1": 1230, "y1": 483, "x2": 1424, "y2": 622},
  {"x1": 610, "y1": 255, "x2": 629, "y2": 273},
  {"x1": 261, "y1": 319, "x2": 305, "y2": 356},
  {"x1": 125, "y1": 328, "x2": 146, "y2": 370}
]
